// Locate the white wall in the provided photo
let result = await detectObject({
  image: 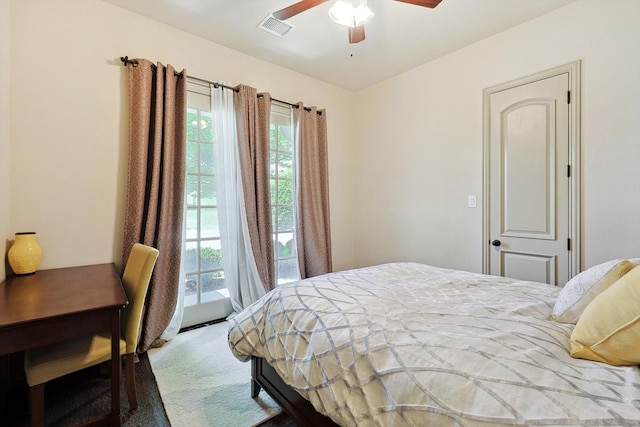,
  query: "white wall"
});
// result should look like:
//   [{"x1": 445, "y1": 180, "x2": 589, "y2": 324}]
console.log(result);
[
  {"x1": 5, "y1": 0, "x2": 357, "y2": 274},
  {"x1": 353, "y1": 0, "x2": 640, "y2": 272}
]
